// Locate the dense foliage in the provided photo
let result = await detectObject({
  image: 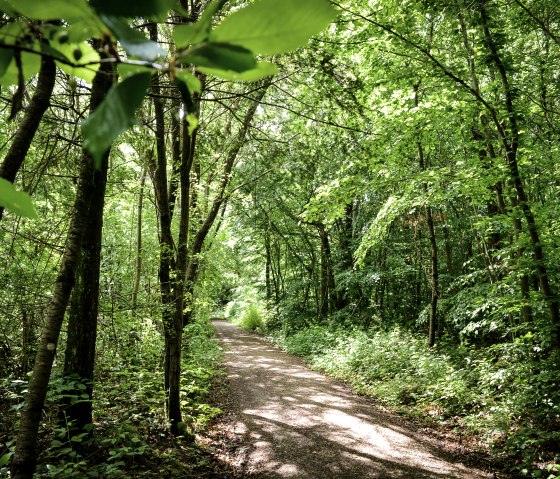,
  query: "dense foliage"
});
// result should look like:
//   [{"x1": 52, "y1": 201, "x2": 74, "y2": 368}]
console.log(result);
[
  {"x1": 1, "y1": 317, "x2": 224, "y2": 478},
  {"x1": 221, "y1": 0, "x2": 560, "y2": 476},
  {"x1": 0, "y1": 0, "x2": 559, "y2": 477}
]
